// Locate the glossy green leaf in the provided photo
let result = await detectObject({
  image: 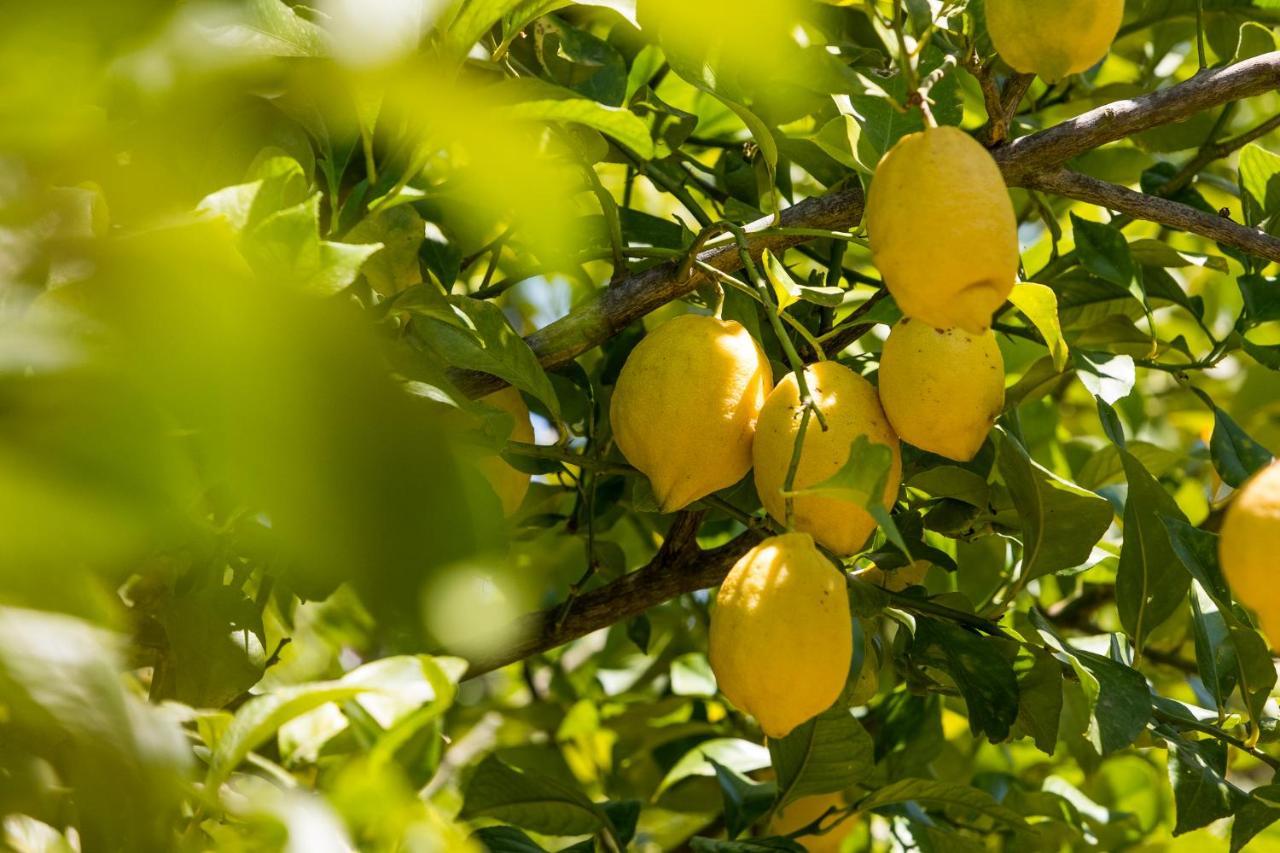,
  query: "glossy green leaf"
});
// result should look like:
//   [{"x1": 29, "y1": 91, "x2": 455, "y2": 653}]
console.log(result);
[
  {"x1": 996, "y1": 429, "x2": 1114, "y2": 582},
  {"x1": 785, "y1": 434, "x2": 906, "y2": 554},
  {"x1": 460, "y1": 755, "x2": 606, "y2": 836},
  {"x1": 911, "y1": 617, "x2": 1020, "y2": 742},
  {"x1": 1116, "y1": 450, "x2": 1191, "y2": 655},
  {"x1": 770, "y1": 708, "x2": 876, "y2": 808}
]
